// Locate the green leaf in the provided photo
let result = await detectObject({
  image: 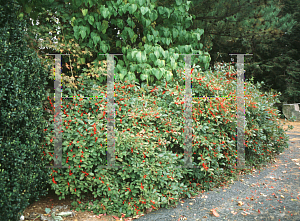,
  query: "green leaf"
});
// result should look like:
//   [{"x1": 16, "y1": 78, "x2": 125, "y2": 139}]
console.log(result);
[
  {"x1": 25, "y1": 6, "x2": 32, "y2": 14},
  {"x1": 170, "y1": 57, "x2": 175, "y2": 68},
  {"x1": 149, "y1": 53, "x2": 156, "y2": 61},
  {"x1": 141, "y1": 51, "x2": 147, "y2": 62},
  {"x1": 73, "y1": 26, "x2": 80, "y2": 40},
  {"x1": 141, "y1": 7, "x2": 149, "y2": 16},
  {"x1": 116, "y1": 19, "x2": 124, "y2": 29},
  {"x1": 158, "y1": 6, "x2": 165, "y2": 15},
  {"x1": 102, "y1": 20, "x2": 109, "y2": 34},
  {"x1": 88, "y1": 15, "x2": 94, "y2": 25},
  {"x1": 149, "y1": 11, "x2": 158, "y2": 21},
  {"x1": 136, "y1": 51, "x2": 142, "y2": 63},
  {"x1": 176, "y1": 0, "x2": 183, "y2": 5},
  {"x1": 82, "y1": 9, "x2": 88, "y2": 16},
  {"x1": 152, "y1": 68, "x2": 162, "y2": 80},
  {"x1": 119, "y1": 69, "x2": 127, "y2": 81},
  {"x1": 140, "y1": 73, "x2": 149, "y2": 81},
  {"x1": 165, "y1": 70, "x2": 173, "y2": 82},
  {"x1": 100, "y1": 41, "x2": 108, "y2": 53},
  {"x1": 138, "y1": 0, "x2": 145, "y2": 6},
  {"x1": 154, "y1": 50, "x2": 160, "y2": 59},
  {"x1": 91, "y1": 32, "x2": 101, "y2": 46},
  {"x1": 95, "y1": 22, "x2": 102, "y2": 31},
  {"x1": 102, "y1": 8, "x2": 110, "y2": 19},
  {"x1": 173, "y1": 28, "x2": 179, "y2": 38},
  {"x1": 147, "y1": 34, "x2": 153, "y2": 42},
  {"x1": 185, "y1": 45, "x2": 191, "y2": 52},
  {"x1": 79, "y1": 27, "x2": 86, "y2": 40},
  {"x1": 116, "y1": 40, "x2": 121, "y2": 48},
  {"x1": 145, "y1": 19, "x2": 151, "y2": 27},
  {"x1": 129, "y1": 4, "x2": 138, "y2": 14}
]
